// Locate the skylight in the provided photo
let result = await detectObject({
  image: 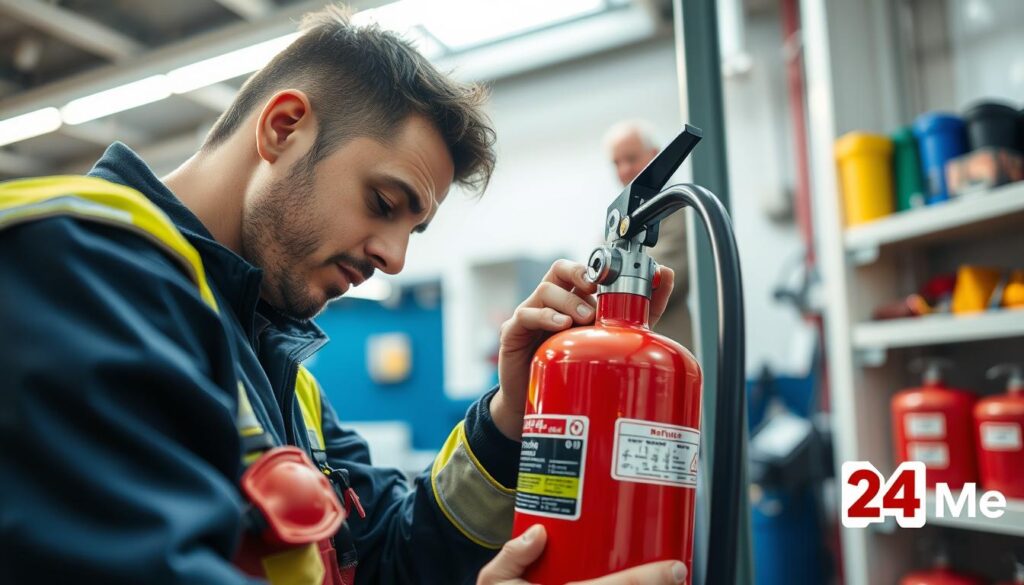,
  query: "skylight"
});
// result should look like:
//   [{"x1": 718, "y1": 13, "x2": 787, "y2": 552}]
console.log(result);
[{"x1": 353, "y1": 0, "x2": 607, "y2": 56}]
